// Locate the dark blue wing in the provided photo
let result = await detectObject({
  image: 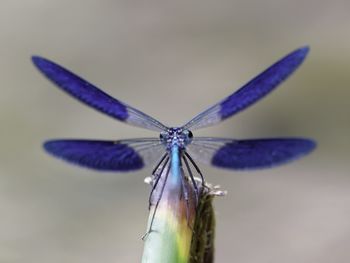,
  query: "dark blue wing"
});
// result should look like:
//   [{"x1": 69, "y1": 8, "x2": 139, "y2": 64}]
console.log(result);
[
  {"x1": 187, "y1": 137, "x2": 316, "y2": 170},
  {"x1": 183, "y1": 47, "x2": 309, "y2": 130},
  {"x1": 32, "y1": 56, "x2": 168, "y2": 132},
  {"x1": 44, "y1": 138, "x2": 165, "y2": 172}
]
